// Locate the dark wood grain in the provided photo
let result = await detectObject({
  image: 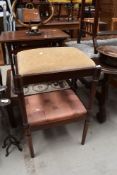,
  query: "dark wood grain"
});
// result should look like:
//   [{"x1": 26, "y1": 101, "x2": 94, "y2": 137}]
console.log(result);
[
  {"x1": 93, "y1": 46, "x2": 117, "y2": 123},
  {"x1": 0, "y1": 29, "x2": 69, "y2": 43},
  {"x1": 0, "y1": 29, "x2": 69, "y2": 64}
]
